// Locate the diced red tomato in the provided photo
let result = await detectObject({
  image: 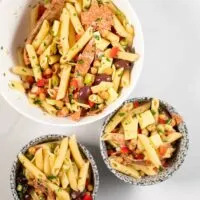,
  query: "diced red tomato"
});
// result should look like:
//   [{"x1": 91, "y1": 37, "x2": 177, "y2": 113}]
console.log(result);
[
  {"x1": 26, "y1": 76, "x2": 35, "y2": 84},
  {"x1": 37, "y1": 79, "x2": 46, "y2": 87},
  {"x1": 120, "y1": 147, "x2": 129, "y2": 154},
  {"x1": 110, "y1": 47, "x2": 120, "y2": 58},
  {"x1": 134, "y1": 153, "x2": 144, "y2": 160},
  {"x1": 83, "y1": 194, "x2": 92, "y2": 200},
  {"x1": 88, "y1": 100, "x2": 95, "y2": 108},
  {"x1": 133, "y1": 101, "x2": 139, "y2": 108},
  {"x1": 37, "y1": 4, "x2": 46, "y2": 20},
  {"x1": 158, "y1": 118, "x2": 166, "y2": 124},
  {"x1": 159, "y1": 145, "x2": 168, "y2": 157},
  {"x1": 70, "y1": 79, "x2": 78, "y2": 90}
]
